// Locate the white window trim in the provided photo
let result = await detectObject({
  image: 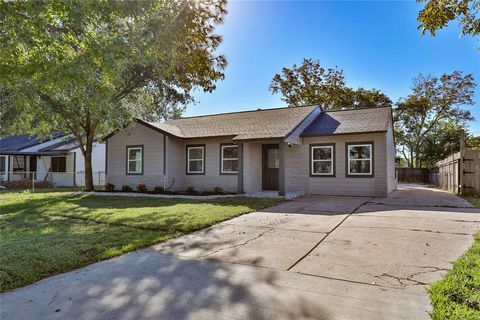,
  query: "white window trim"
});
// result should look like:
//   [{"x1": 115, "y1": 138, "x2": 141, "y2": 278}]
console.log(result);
[
  {"x1": 221, "y1": 145, "x2": 238, "y2": 174},
  {"x1": 127, "y1": 147, "x2": 142, "y2": 174},
  {"x1": 311, "y1": 145, "x2": 334, "y2": 176},
  {"x1": 347, "y1": 144, "x2": 372, "y2": 175},
  {"x1": 187, "y1": 146, "x2": 205, "y2": 174}
]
